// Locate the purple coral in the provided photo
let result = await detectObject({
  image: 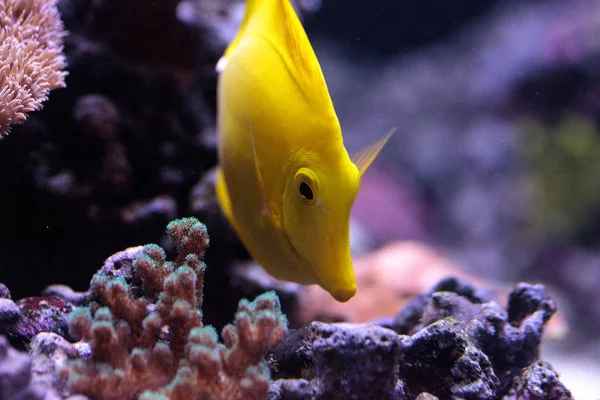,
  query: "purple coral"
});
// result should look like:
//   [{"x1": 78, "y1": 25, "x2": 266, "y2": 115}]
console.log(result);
[{"x1": 64, "y1": 217, "x2": 288, "y2": 399}]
